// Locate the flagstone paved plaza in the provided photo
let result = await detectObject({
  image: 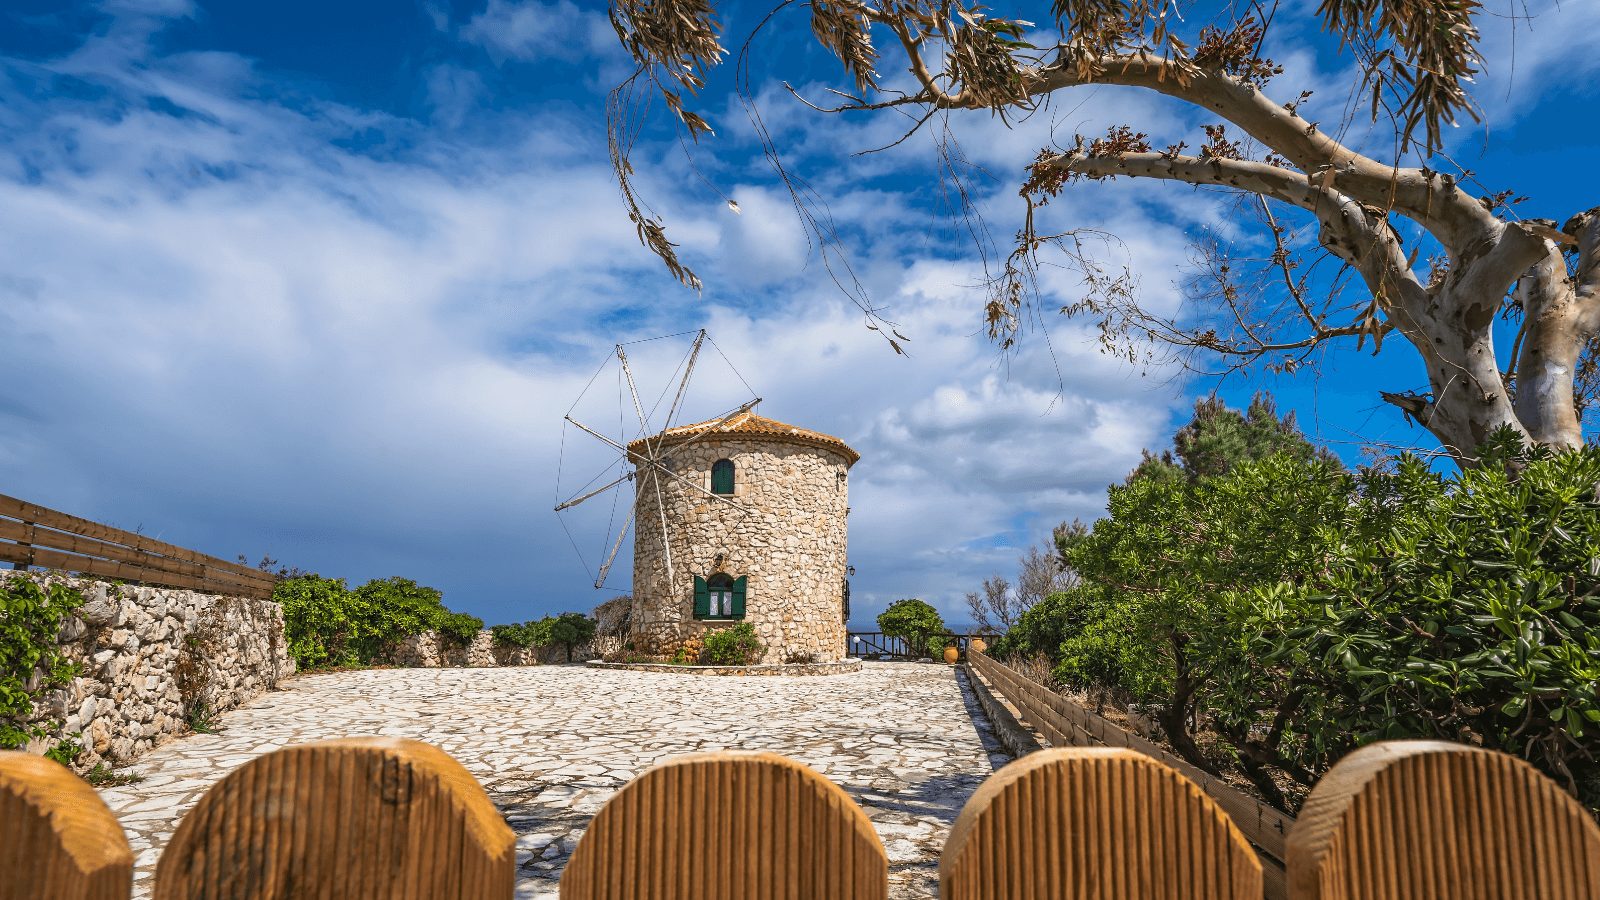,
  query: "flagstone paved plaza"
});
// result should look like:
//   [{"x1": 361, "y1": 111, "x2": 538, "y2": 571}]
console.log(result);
[{"x1": 98, "y1": 662, "x2": 1009, "y2": 899}]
